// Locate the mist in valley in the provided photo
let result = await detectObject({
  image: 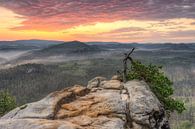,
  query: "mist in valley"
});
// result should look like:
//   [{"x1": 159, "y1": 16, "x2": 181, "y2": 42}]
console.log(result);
[{"x1": 0, "y1": 40, "x2": 194, "y2": 128}]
